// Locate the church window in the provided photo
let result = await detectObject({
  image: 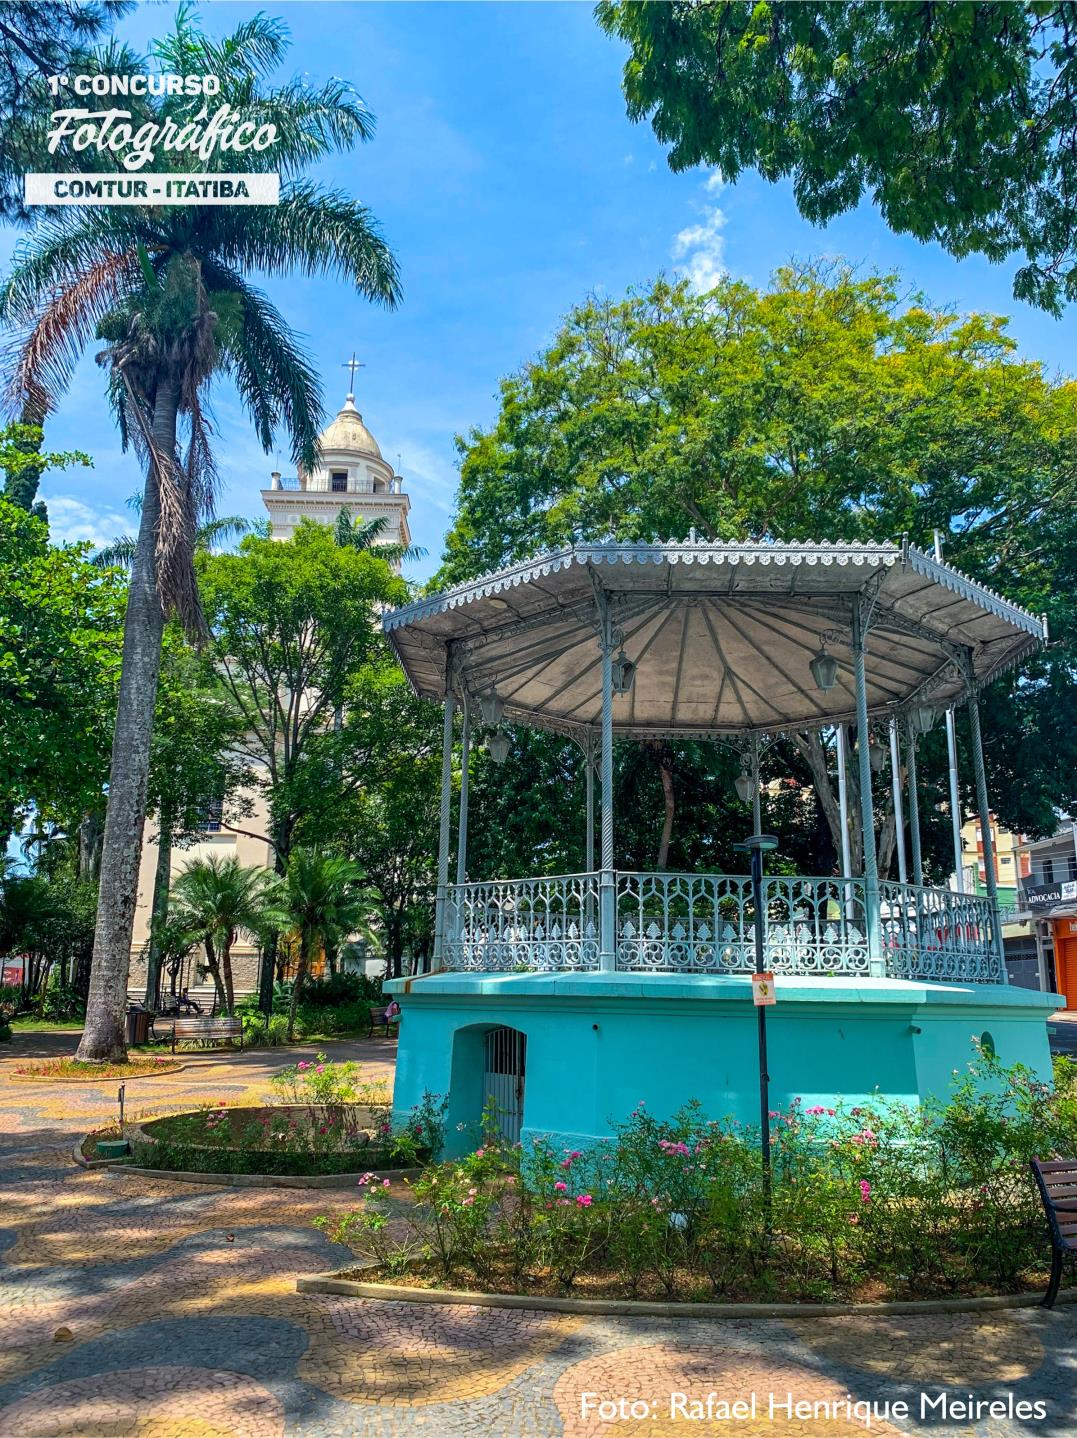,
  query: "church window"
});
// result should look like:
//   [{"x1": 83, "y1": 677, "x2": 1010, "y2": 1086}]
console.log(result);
[{"x1": 330, "y1": 471, "x2": 348, "y2": 492}]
